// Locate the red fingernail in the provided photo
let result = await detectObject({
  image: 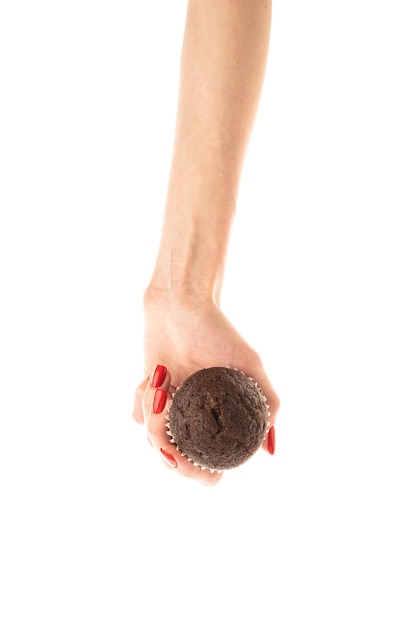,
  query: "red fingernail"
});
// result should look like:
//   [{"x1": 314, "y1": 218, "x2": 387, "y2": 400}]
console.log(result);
[
  {"x1": 151, "y1": 364, "x2": 167, "y2": 388},
  {"x1": 160, "y1": 448, "x2": 177, "y2": 468},
  {"x1": 267, "y1": 425, "x2": 275, "y2": 455},
  {"x1": 153, "y1": 388, "x2": 167, "y2": 414}
]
